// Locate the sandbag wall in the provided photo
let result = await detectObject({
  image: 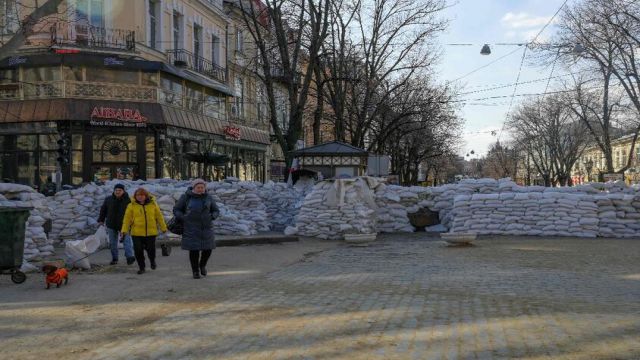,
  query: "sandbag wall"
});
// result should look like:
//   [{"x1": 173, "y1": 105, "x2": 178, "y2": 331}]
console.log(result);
[
  {"x1": 450, "y1": 192, "x2": 600, "y2": 237},
  {"x1": 287, "y1": 179, "x2": 379, "y2": 239},
  {"x1": 0, "y1": 183, "x2": 54, "y2": 261}
]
